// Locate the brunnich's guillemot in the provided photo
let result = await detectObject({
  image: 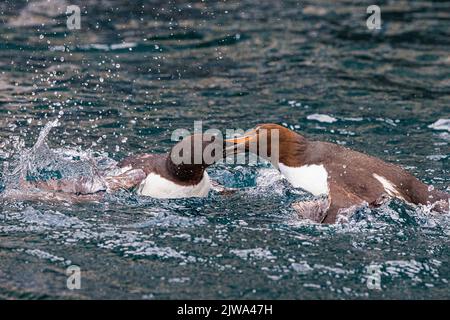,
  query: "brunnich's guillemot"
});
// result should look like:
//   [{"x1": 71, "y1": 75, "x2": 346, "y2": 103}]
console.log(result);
[
  {"x1": 226, "y1": 123, "x2": 449, "y2": 223},
  {"x1": 4, "y1": 134, "x2": 231, "y2": 202}
]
